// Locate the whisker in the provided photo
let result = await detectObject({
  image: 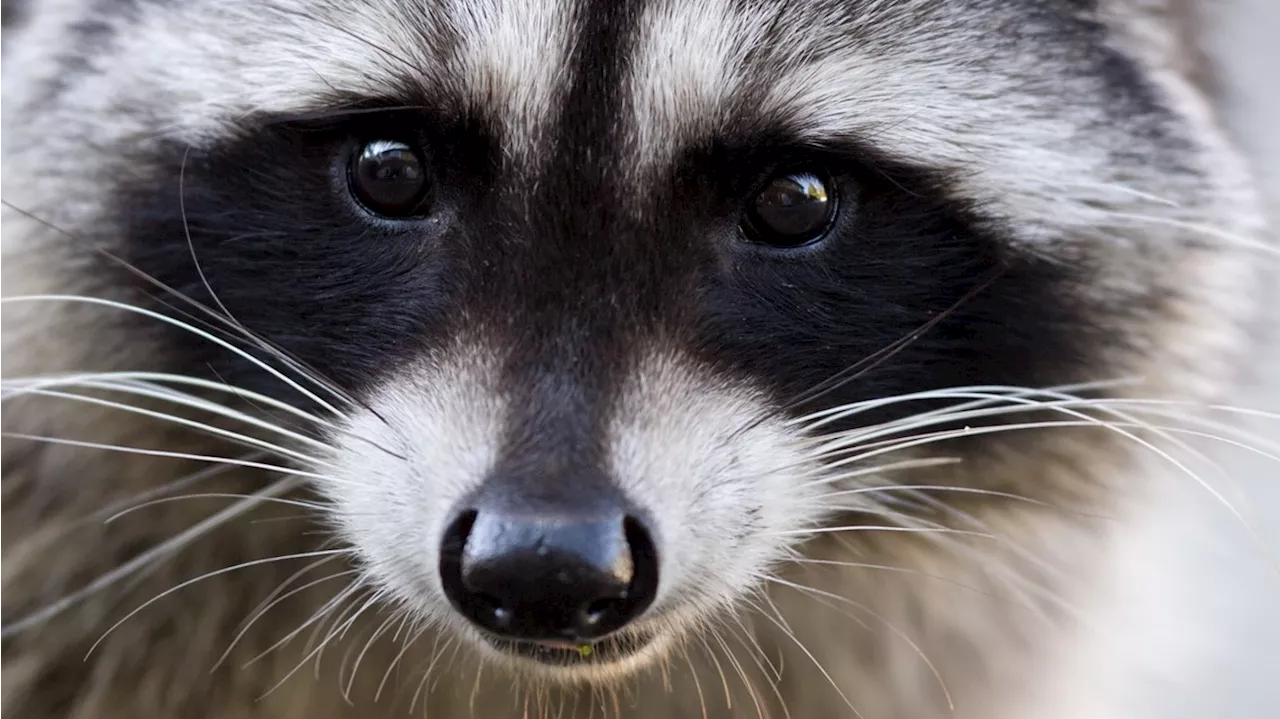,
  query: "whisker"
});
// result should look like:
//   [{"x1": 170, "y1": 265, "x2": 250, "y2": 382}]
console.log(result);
[
  {"x1": 800, "y1": 391, "x2": 1115, "y2": 454},
  {"x1": 247, "y1": 581, "x2": 365, "y2": 668},
  {"x1": 106, "y1": 493, "x2": 329, "y2": 522},
  {"x1": 317, "y1": 590, "x2": 386, "y2": 681},
  {"x1": 1, "y1": 295, "x2": 346, "y2": 416},
  {"x1": 788, "y1": 379, "x2": 1135, "y2": 430},
  {"x1": 87, "y1": 545, "x2": 347, "y2": 658},
  {"x1": 815, "y1": 483, "x2": 1106, "y2": 519},
  {"x1": 213, "y1": 560, "x2": 353, "y2": 671},
  {"x1": 5, "y1": 371, "x2": 408, "y2": 463},
  {"x1": 804, "y1": 411, "x2": 1221, "y2": 490},
  {"x1": 694, "y1": 631, "x2": 736, "y2": 712},
  {"x1": 406, "y1": 625, "x2": 450, "y2": 714},
  {"x1": 1, "y1": 432, "x2": 329, "y2": 480},
  {"x1": 799, "y1": 397, "x2": 1279, "y2": 567},
  {"x1": 803, "y1": 457, "x2": 965, "y2": 491},
  {"x1": 1, "y1": 476, "x2": 306, "y2": 638},
  {"x1": 344, "y1": 606, "x2": 405, "y2": 703},
  {"x1": 178, "y1": 144, "x2": 235, "y2": 324},
  {"x1": 5, "y1": 372, "x2": 336, "y2": 439},
  {"x1": 9, "y1": 386, "x2": 333, "y2": 467},
  {"x1": 741, "y1": 596, "x2": 866, "y2": 719},
  {"x1": 787, "y1": 556, "x2": 1018, "y2": 599},
  {"x1": 723, "y1": 618, "x2": 792, "y2": 719},
  {"x1": 760, "y1": 573, "x2": 954, "y2": 711},
  {"x1": 683, "y1": 639, "x2": 711, "y2": 719},
  {"x1": 707, "y1": 625, "x2": 764, "y2": 718},
  {"x1": 728, "y1": 611, "x2": 784, "y2": 684},
  {"x1": 257, "y1": 586, "x2": 379, "y2": 700},
  {"x1": 4, "y1": 370, "x2": 337, "y2": 429},
  {"x1": 765, "y1": 524, "x2": 996, "y2": 539},
  {"x1": 375, "y1": 617, "x2": 431, "y2": 702},
  {"x1": 2, "y1": 194, "x2": 372, "y2": 416},
  {"x1": 28, "y1": 457, "x2": 257, "y2": 555},
  {"x1": 781, "y1": 268, "x2": 1007, "y2": 414},
  {"x1": 1091, "y1": 210, "x2": 1280, "y2": 258},
  {"x1": 401, "y1": 614, "x2": 442, "y2": 706}
]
